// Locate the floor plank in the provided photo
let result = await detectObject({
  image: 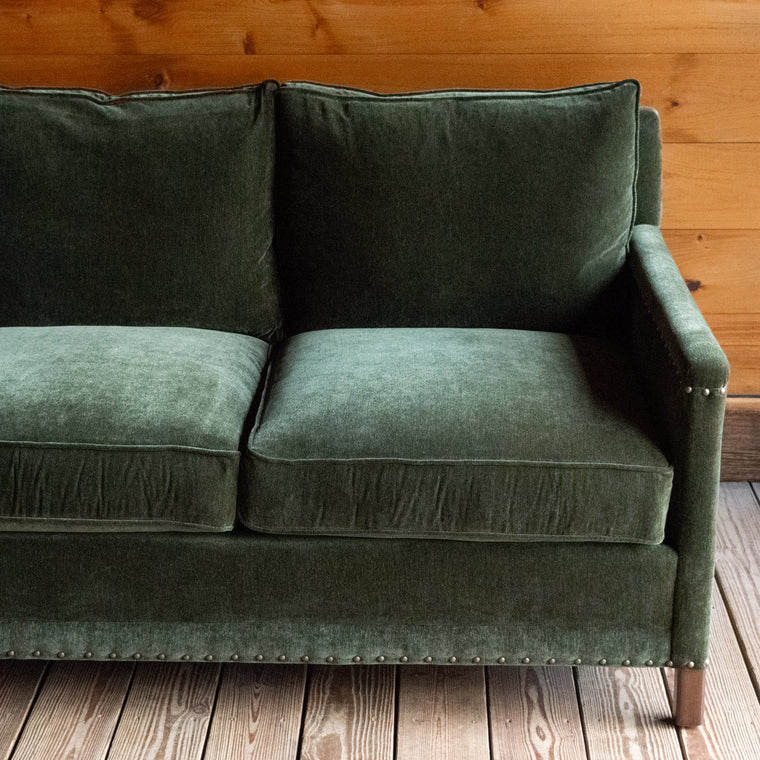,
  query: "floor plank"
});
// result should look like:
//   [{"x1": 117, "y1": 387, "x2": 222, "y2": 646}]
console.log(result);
[
  {"x1": 397, "y1": 665, "x2": 490, "y2": 760},
  {"x1": 300, "y1": 665, "x2": 395, "y2": 760},
  {"x1": 714, "y1": 481, "x2": 760, "y2": 690},
  {"x1": 0, "y1": 660, "x2": 47, "y2": 760},
  {"x1": 664, "y1": 582, "x2": 760, "y2": 760},
  {"x1": 576, "y1": 666, "x2": 681, "y2": 760},
  {"x1": 488, "y1": 666, "x2": 587, "y2": 760},
  {"x1": 10, "y1": 661, "x2": 133, "y2": 760},
  {"x1": 204, "y1": 664, "x2": 307, "y2": 760},
  {"x1": 107, "y1": 662, "x2": 220, "y2": 760}
]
